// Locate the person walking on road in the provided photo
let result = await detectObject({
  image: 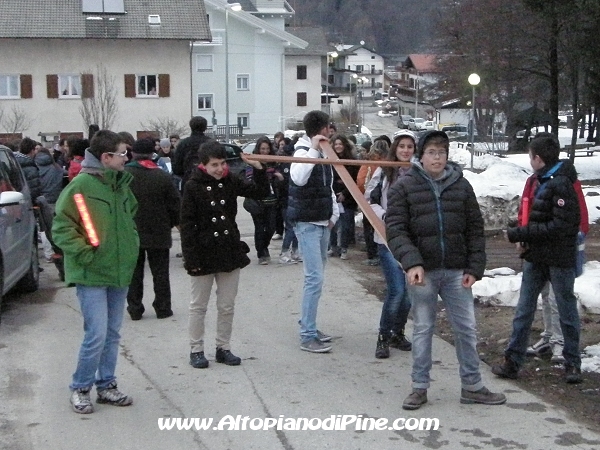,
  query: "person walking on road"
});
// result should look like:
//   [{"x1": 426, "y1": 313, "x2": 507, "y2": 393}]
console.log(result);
[
  {"x1": 386, "y1": 130, "x2": 506, "y2": 410},
  {"x1": 289, "y1": 110, "x2": 339, "y2": 353},
  {"x1": 124, "y1": 138, "x2": 181, "y2": 320},
  {"x1": 53, "y1": 130, "x2": 139, "y2": 414},
  {"x1": 181, "y1": 141, "x2": 268, "y2": 369}
]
